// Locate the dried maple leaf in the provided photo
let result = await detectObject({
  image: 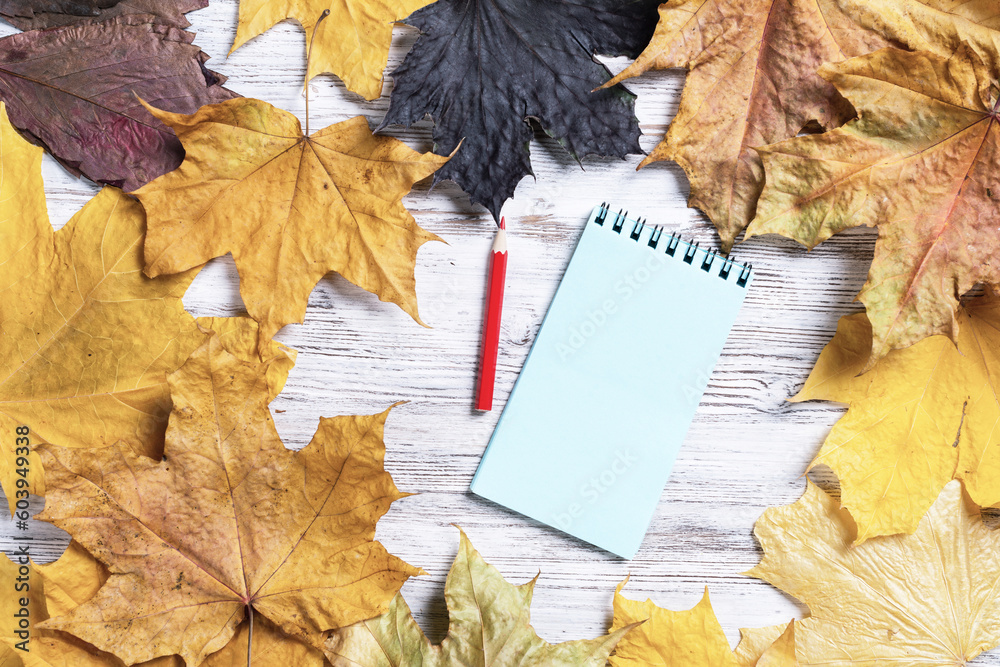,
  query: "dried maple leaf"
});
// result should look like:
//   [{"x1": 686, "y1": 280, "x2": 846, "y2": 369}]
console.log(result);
[
  {"x1": 135, "y1": 98, "x2": 449, "y2": 343},
  {"x1": 0, "y1": 101, "x2": 203, "y2": 511},
  {"x1": 195, "y1": 316, "x2": 297, "y2": 401},
  {"x1": 747, "y1": 480, "x2": 1000, "y2": 665},
  {"x1": 838, "y1": 0, "x2": 1000, "y2": 71},
  {"x1": 231, "y1": 0, "x2": 433, "y2": 100},
  {"x1": 608, "y1": 581, "x2": 797, "y2": 667},
  {"x1": 0, "y1": 15, "x2": 237, "y2": 192},
  {"x1": 326, "y1": 528, "x2": 631, "y2": 666},
  {"x1": 202, "y1": 618, "x2": 331, "y2": 667},
  {"x1": 739, "y1": 622, "x2": 798, "y2": 667},
  {"x1": 0, "y1": 542, "x2": 183, "y2": 667},
  {"x1": 791, "y1": 291, "x2": 1000, "y2": 542},
  {"x1": 35, "y1": 336, "x2": 420, "y2": 666},
  {"x1": 745, "y1": 46, "x2": 1000, "y2": 362},
  {"x1": 735, "y1": 623, "x2": 800, "y2": 667},
  {"x1": 0, "y1": 542, "x2": 328, "y2": 666},
  {"x1": 0, "y1": 94, "x2": 295, "y2": 513},
  {"x1": 602, "y1": 0, "x2": 891, "y2": 251},
  {"x1": 379, "y1": 0, "x2": 660, "y2": 220},
  {"x1": 0, "y1": 0, "x2": 207, "y2": 30}
]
